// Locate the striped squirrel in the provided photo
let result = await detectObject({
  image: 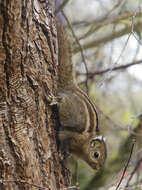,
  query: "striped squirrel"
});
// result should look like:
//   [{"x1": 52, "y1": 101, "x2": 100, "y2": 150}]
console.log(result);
[{"x1": 56, "y1": 22, "x2": 106, "y2": 170}]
